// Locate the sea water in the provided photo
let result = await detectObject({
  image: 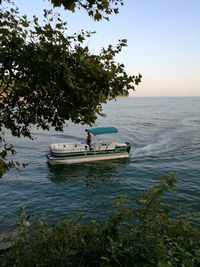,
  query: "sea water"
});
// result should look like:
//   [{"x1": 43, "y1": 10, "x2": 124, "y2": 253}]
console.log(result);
[{"x1": 0, "y1": 97, "x2": 200, "y2": 232}]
